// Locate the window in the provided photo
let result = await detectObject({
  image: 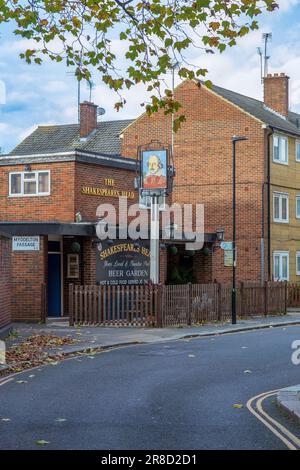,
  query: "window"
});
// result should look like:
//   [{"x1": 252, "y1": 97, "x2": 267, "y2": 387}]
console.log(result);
[
  {"x1": 9, "y1": 171, "x2": 50, "y2": 196},
  {"x1": 273, "y1": 192, "x2": 289, "y2": 223},
  {"x1": 139, "y1": 193, "x2": 166, "y2": 211},
  {"x1": 296, "y1": 252, "x2": 300, "y2": 276},
  {"x1": 67, "y1": 254, "x2": 80, "y2": 279},
  {"x1": 296, "y1": 196, "x2": 300, "y2": 219},
  {"x1": 273, "y1": 135, "x2": 288, "y2": 164},
  {"x1": 273, "y1": 252, "x2": 289, "y2": 281},
  {"x1": 296, "y1": 141, "x2": 300, "y2": 162}
]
